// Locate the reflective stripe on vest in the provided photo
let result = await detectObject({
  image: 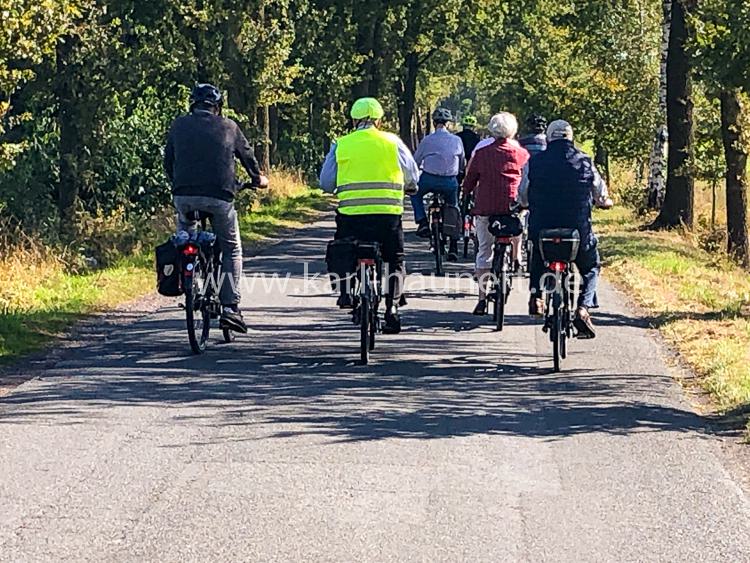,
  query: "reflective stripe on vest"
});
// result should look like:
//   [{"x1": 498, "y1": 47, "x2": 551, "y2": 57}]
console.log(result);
[{"x1": 335, "y1": 128, "x2": 405, "y2": 216}]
